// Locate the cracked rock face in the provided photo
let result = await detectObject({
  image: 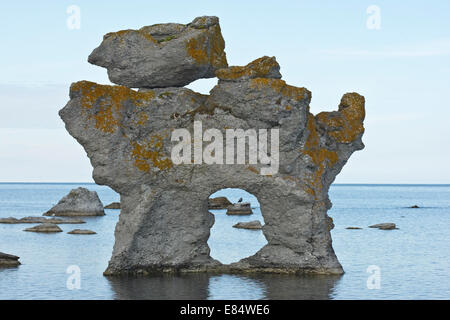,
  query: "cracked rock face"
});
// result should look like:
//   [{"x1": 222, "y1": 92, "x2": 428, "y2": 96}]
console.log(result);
[
  {"x1": 88, "y1": 16, "x2": 227, "y2": 88},
  {"x1": 60, "y1": 16, "x2": 365, "y2": 276}
]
